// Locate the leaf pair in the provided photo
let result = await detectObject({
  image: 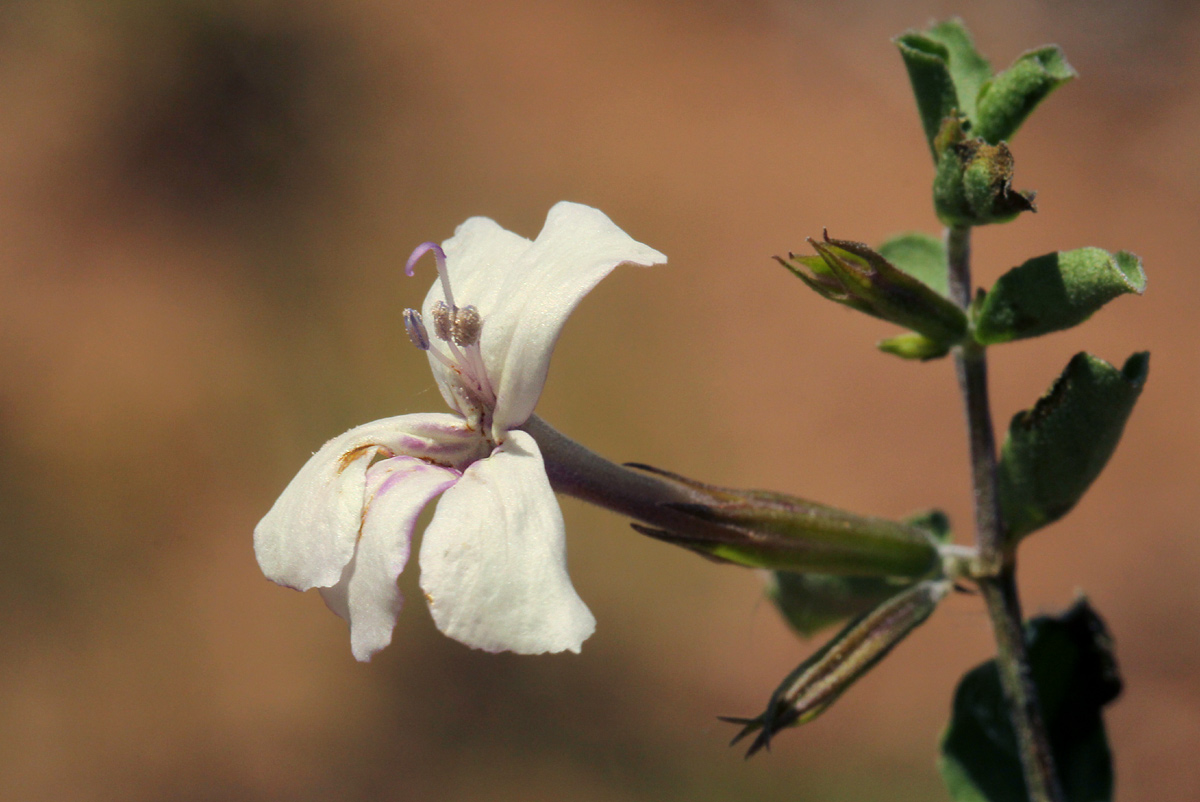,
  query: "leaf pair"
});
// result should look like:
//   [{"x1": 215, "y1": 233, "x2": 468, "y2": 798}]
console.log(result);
[
  {"x1": 897, "y1": 19, "x2": 1074, "y2": 227},
  {"x1": 896, "y1": 19, "x2": 1076, "y2": 157}
]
